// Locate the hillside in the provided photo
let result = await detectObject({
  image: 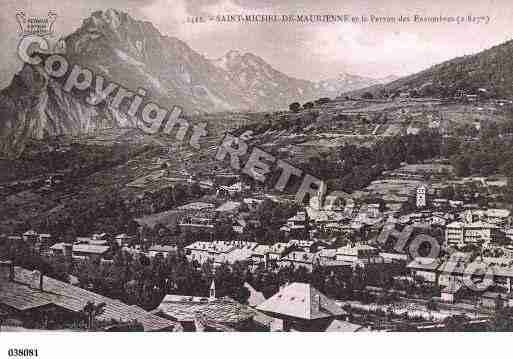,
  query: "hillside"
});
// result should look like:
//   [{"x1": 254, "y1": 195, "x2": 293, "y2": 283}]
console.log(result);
[{"x1": 346, "y1": 39, "x2": 513, "y2": 99}]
